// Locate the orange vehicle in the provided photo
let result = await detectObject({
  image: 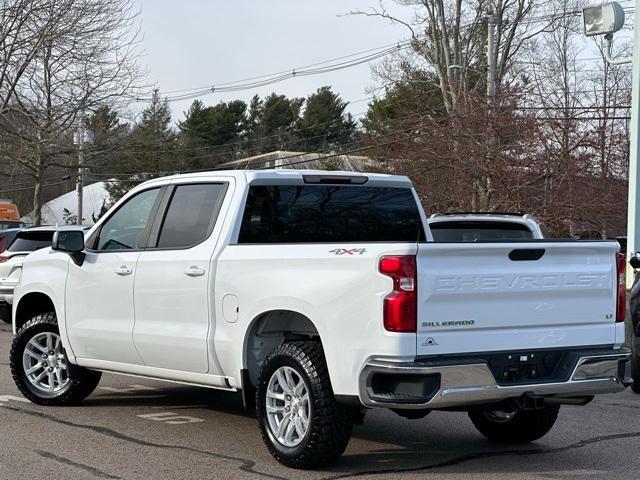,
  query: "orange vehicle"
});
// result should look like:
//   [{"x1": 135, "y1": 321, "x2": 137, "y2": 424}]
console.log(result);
[
  {"x1": 0, "y1": 200, "x2": 19, "y2": 221},
  {"x1": 0, "y1": 200, "x2": 25, "y2": 230}
]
